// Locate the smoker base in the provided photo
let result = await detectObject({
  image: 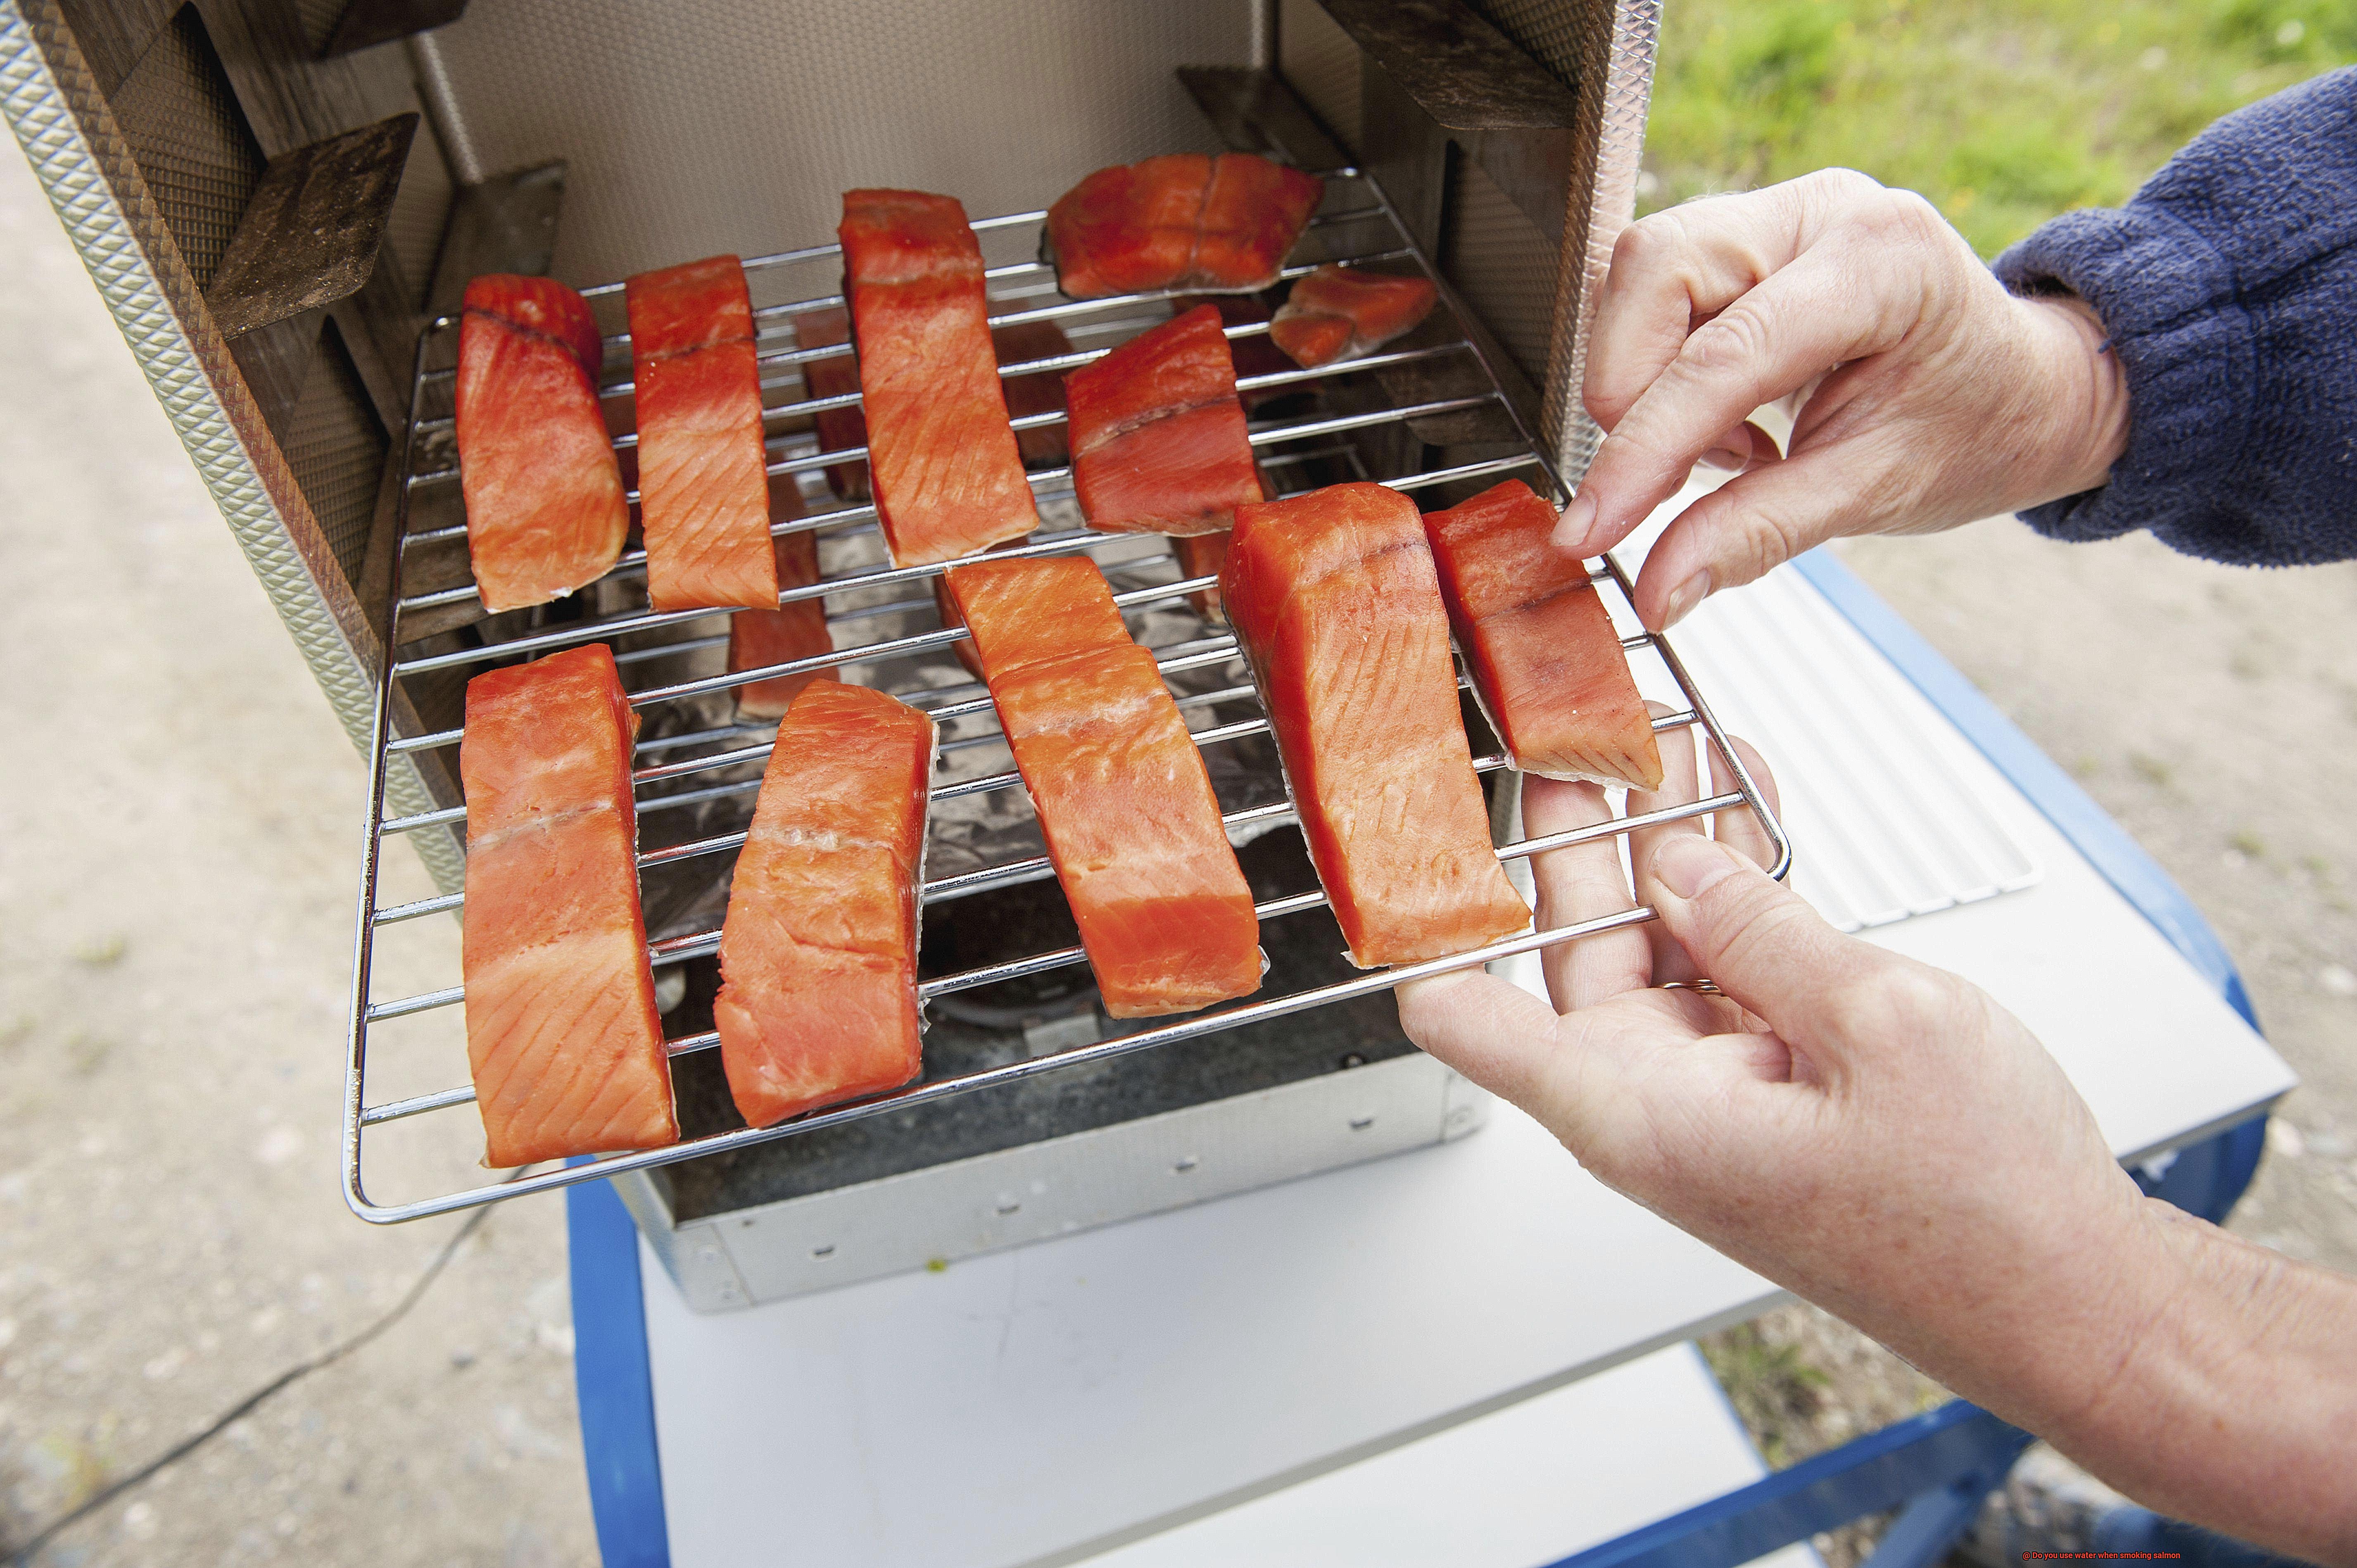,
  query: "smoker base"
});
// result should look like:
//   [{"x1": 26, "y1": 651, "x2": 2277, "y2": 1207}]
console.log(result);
[{"x1": 613, "y1": 1049, "x2": 1489, "y2": 1311}]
